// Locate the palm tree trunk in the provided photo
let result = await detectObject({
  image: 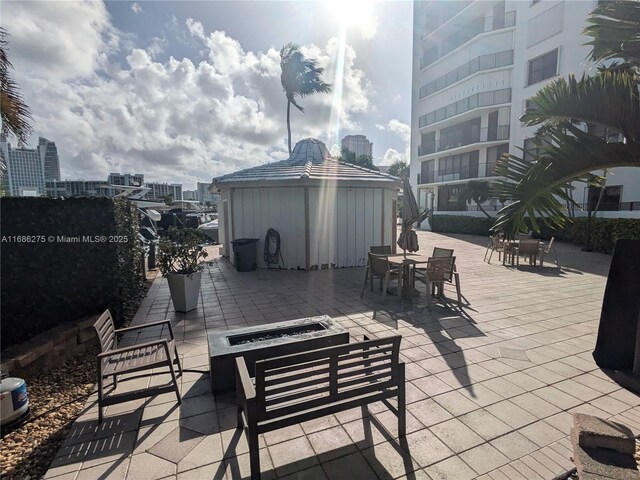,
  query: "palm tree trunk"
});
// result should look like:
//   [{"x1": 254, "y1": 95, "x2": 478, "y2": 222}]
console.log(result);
[
  {"x1": 476, "y1": 202, "x2": 492, "y2": 218},
  {"x1": 286, "y1": 100, "x2": 292, "y2": 156}
]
